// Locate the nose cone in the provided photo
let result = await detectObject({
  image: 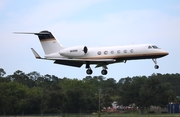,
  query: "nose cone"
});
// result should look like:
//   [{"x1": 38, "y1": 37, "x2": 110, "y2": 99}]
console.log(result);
[
  {"x1": 165, "y1": 52, "x2": 169, "y2": 56},
  {"x1": 161, "y1": 50, "x2": 169, "y2": 57},
  {"x1": 163, "y1": 51, "x2": 169, "y2": 55}
]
